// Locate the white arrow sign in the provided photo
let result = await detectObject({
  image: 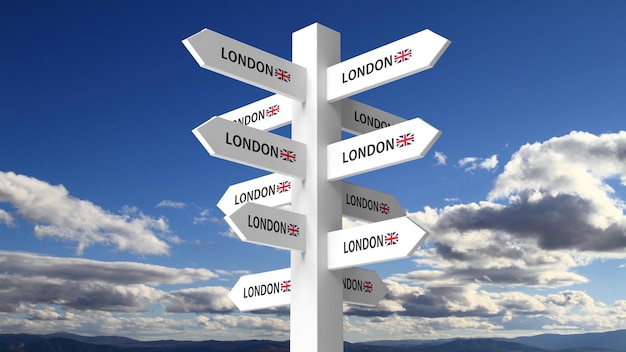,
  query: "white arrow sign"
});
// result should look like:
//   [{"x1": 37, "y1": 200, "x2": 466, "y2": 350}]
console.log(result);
[
  {"x1": 327, "y1": 117, "x2": 441, "y2": 181},
  {"x1": 217, "y1": 173, "x2": 292, "y2": 216},
  {"x1": 327, "y1": 29, "x2": 450, "y2": 102},
  {"x1": 219, "y1": 94, "x2": 292, "y2": 131},
  {"x1": 342, "y1": 182, "x2": 405, "y2": 222},
  {"x1": 327, "y1": 216, "x2": 428, "y2": 270},
  {"x1": 225, "y1": 202, "x2": 306, "y2": 252},
  {"x1": 341, "y1": 267, "x2": 389, "y2": 307},
  {"x1": 183, "y1": 28, "x2": 306, "y2": 102},
  {"x1": 228, "y1": 268, "x2": 291, "y2": 312},
  {"x1": 194, "y1": 116, "x2": 306, "y2": 179},
  {"x1": 342, "y1": 99, "x2": 406, "y2": 135},
  {"x1": 229, "y1": 267, "x2": 388, "y2": 311}
]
